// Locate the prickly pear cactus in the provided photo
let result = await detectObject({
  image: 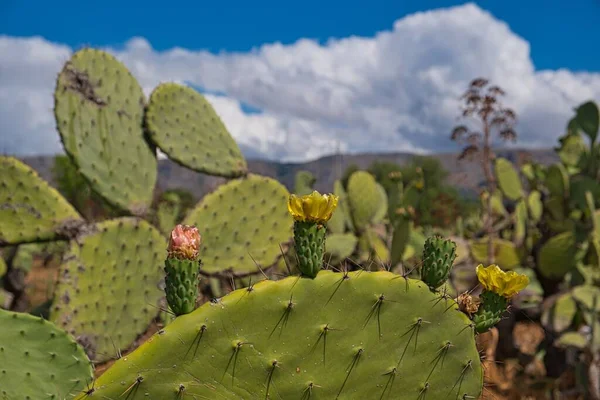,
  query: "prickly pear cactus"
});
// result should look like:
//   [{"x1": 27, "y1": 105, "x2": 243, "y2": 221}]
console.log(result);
[
  {"x1": 74, "y1": 271, "x2": 483, "y2": 399},
  {"x1": 145, "y1": 83, "x2": 247, "y2": 178},
  {"x1": 50, "y1": 218, "x2": 166, "y2": 362},
  {"x1": 54, "y1": 48, "x2": 157, "y2": 215},
  {"x1": 328, "y1": 180, "x2": 353, "y2": 234},
  {"x1": 156, "y1": 192, "x2": 182, "y2": 235},
  {"x1": 469, "y1": 238, "x2": 521, "y2": 270},
  {"x1": 183, "y1": 174, "x2": 293, "y2": 276},
  {"x1": 0, "y1": 309, "x2": 93, "y2": 399},
  {"x1": 538, "y1": 231, "x2": 578, "y2": 279},
  {"x1": 494, "y1": 157, "x2": 523, "y2": 200},
  {"x1": 0, "y1": 157, "x2": 82, "y2": 244},
  {"x1": 294, "y1": 170, "x2": 316, "y2": 196},
  {"x1": 347, "y1": 171, "x2": 385, "y2": 230},
  {"x1": 324, "y1": 233, "x2": 357, "y2": 265}
]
